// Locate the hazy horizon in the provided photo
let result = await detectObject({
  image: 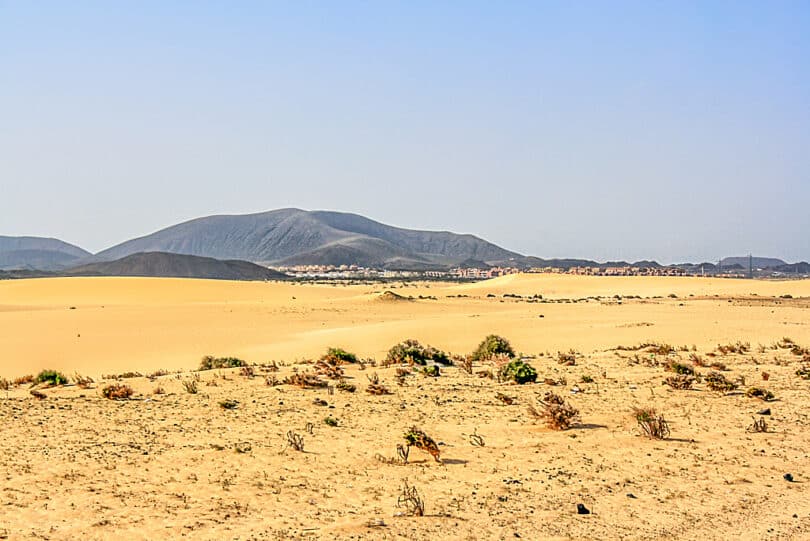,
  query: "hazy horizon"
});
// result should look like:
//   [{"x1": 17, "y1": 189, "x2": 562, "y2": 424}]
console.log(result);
[{"x1": 2, "y1": 2, "x2": 808, "y2": 264}]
